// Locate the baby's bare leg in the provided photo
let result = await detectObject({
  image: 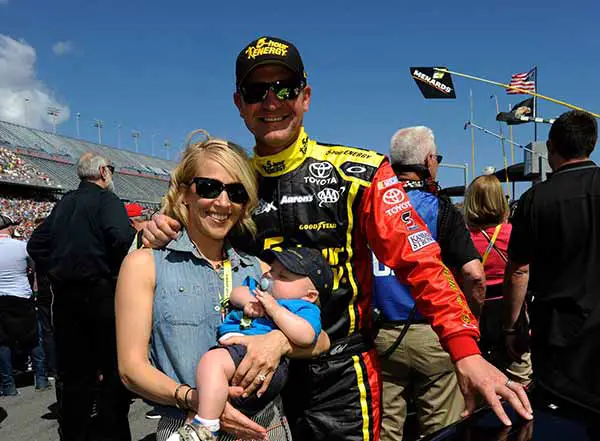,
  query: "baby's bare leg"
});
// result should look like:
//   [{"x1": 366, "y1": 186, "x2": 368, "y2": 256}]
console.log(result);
[{"x1": 195, "y1": 348, "x2": 236, "y2": 420}]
